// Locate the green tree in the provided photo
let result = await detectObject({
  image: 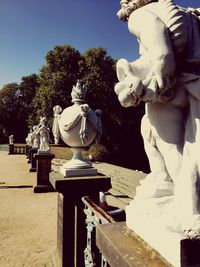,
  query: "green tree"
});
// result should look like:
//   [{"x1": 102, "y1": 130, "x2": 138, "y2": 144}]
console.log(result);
[
  {"x1": 33, "y1": 45, "x2": 81, "y2": 122},
  {"x1": 0, "y1": 83, "x2": 19, "y2": 141},
  {"x1": 0, "y1": 74, "x2": 39, "y2": 142},
  {"x1": 31, "y1": 44, "x2": 149, "y2": 171},
  {"x1": 0, "y1": 44, "x2": 148, "y2": 171},
  {"x1": 17, "y1": 74, "x2": 39, "y2": 132}
]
